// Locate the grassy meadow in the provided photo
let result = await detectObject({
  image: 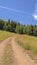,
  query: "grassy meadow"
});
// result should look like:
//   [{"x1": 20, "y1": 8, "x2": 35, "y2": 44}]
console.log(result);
[
  {"x1": 0, "y1": 30, "x2": 15, "y2": 41},
  {"x1": 16, "y1": 34, "x2": 37, "y2": 63},
  {"x1": 0, "y1": 30, "x2": 37, "y2": 63}
]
